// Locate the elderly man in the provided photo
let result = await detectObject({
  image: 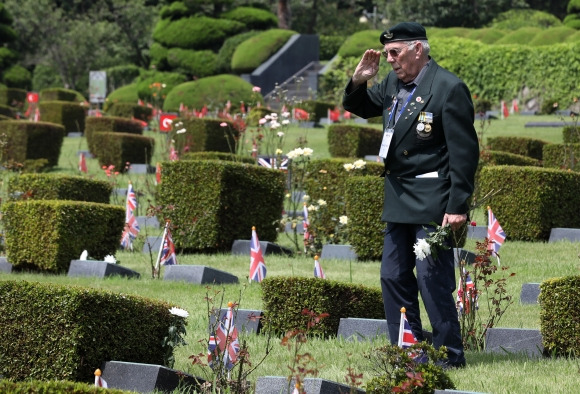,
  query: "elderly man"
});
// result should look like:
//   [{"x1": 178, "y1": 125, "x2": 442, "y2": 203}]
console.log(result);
[{"x1": 342, "y1": 22, "x2": 479, "y2": 368}]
